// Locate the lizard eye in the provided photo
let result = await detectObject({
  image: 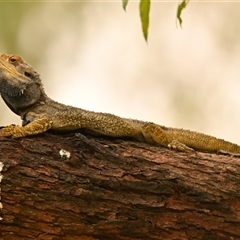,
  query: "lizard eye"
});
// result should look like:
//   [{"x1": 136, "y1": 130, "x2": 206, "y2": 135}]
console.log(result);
[{"x1": 9, "y1": 56, "x2": 17, "y2": 63}]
